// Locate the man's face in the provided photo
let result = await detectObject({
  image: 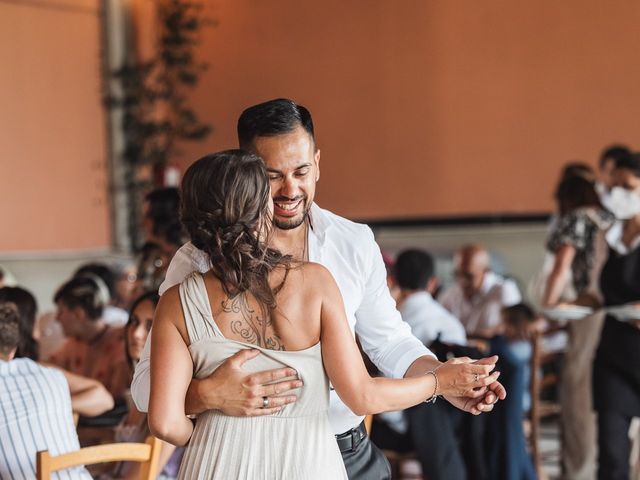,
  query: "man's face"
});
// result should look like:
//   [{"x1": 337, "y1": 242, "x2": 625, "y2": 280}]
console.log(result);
[
  {"x1": 251, "y1": 126, "x2": 320, "y2": 230},
  {"x1": 454, "y1": 255, "x2": 487, "y2": 299},
  {"x1": 600, "y1": 158, "x2": 617, "y2": 189},
  {"x1": 613, "y1": 167, "x2": 640, "y2": 192},
  {"x1": 56, "y1": 302, "x2": 82, "y2": 337}
]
